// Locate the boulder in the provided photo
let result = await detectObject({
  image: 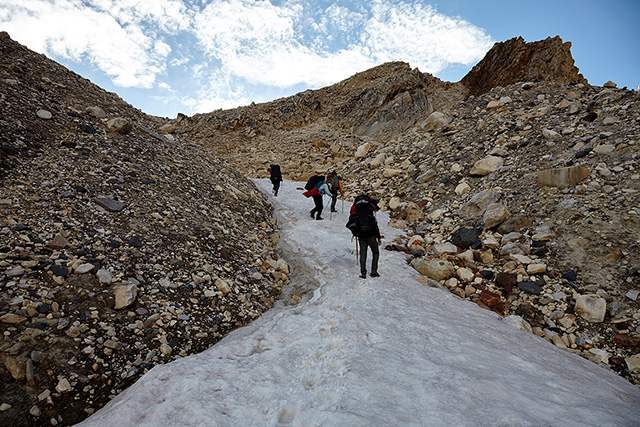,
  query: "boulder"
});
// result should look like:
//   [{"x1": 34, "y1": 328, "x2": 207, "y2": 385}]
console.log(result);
[
  {"x1": 502, "y1": 315, "x2": 533, "y2": 333},
  {"x1": 483, "y1": 203, "x2": 509, "y2": 228},
  {"x1": 106, "y1": 117, "x2": 133, "y2": 134},
  {"x1": 114, "y1": 284, "x2": 138, "y2": 309},
  {"x1": 86, "y1": 106, "x2": 107, "y2": 118},
  {"x1": 355, "y1": 142, "x2": 370, "y2": 158},
  {"x1": 469, "y1": 156, "x2": 504, "y2": 176},
  {"x1": 537, "y1": 165, "x2": 590, "y2": 189},
  {"x1": 410, "y1": 258, "x2": 455, "y2": 281},
  {"x1": 459, "y1": 190, "x2": 501, "y2": 219},
  {"x1": 575, "y1": 295, "x2": 606, "y2": 323},
  {"x1": 420, "y1": 111, "x2": 450, "y2": 132},
  {"x1": 450, "y1": 227, "x2": 482, "y2": 249}
]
